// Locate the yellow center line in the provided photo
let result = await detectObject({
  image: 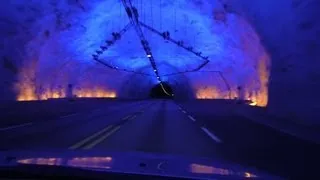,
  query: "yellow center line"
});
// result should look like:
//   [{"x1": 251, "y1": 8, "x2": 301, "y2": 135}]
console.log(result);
[
  {"x1": 69, "y1": 109, "x2": 145, "y2": 150},
  {"x1": 83, "y1": 126, "x2": 122, "y2": 149},
  {"x1": 68, "y1": 125, "x2": 114, "y2": 150},
  {"x1": 122, "y1": 115, "x2": 133, "y2": 120}
]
